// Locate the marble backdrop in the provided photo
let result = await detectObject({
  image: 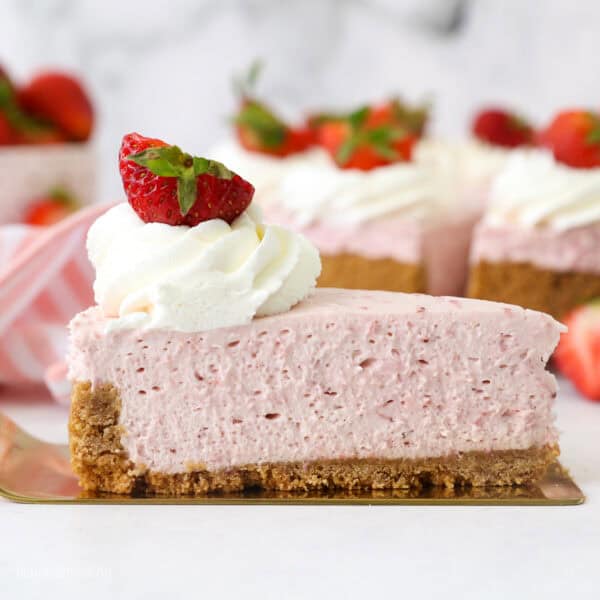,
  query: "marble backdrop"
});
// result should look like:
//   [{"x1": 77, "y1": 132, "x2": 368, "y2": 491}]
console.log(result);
[{"x1": 1, "y1": 0, "x2": 599, "y2": 199}]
